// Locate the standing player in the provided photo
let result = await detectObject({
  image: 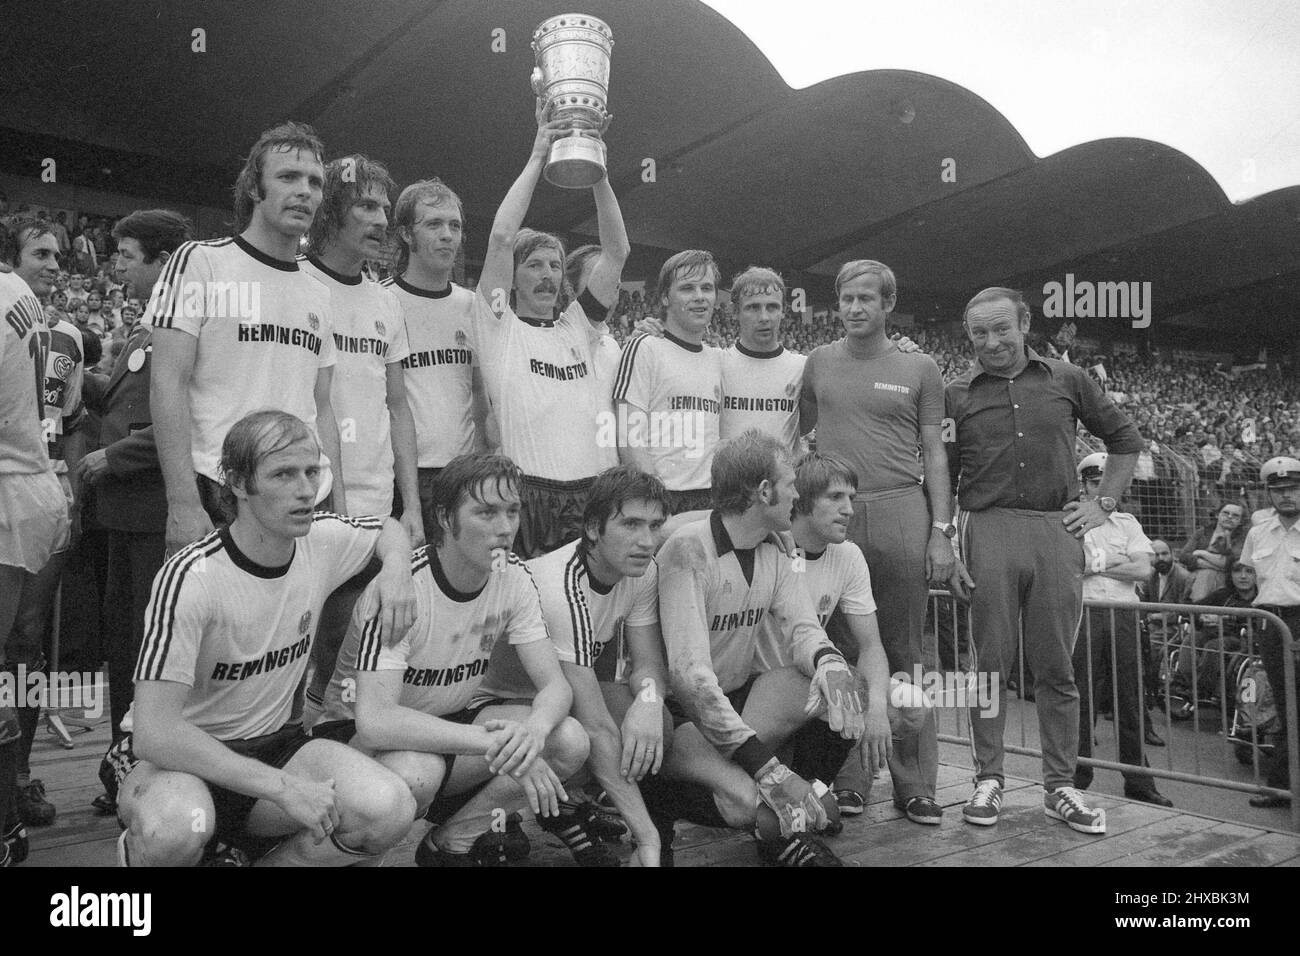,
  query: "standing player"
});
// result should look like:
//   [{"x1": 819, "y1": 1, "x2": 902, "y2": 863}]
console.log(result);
[
  {"x1": 945, "y1": 287, "x2": 1142, "y2": 834},
  {"x1": 312, "y1": 454, "x2": 595, "y2": 866},
  {"x1": 3, "y1": 217, "x2": 86, "y2": 828},
  {"x1": 752, "y1": 452, "x2": 896, "y2": 814},
  {"x1": 75, "y1": 211, "x2": 192, "y2": 816},
  {"x1": 474, "y1": 102, "x2": 630, "y2": 556},
  {"x1": 298, "y1": 155, "x2": 423, "y2": 726},
  {"x1": 106, "y1": 410, "x2": 417, "y2": 866},
  {"x1": 478, "y1": 464, "x2": 672, "y2": 866},
  {"x1": 800, "y1": 259, "x2": 964, "y2": 825},
  {"x1": 150, "y1": 122, "x2": 346, "y2": 554},
  {"x1": 720, "y1": 267, "x2": 806, "y2": 454},
  {"x1": 382, "y1": 177, "x2": 487, "y2": 539},
  {"x1": 613, "y1": 250, "x2": 723, "y2": 514},
  {"x1": 0, "y1": 233, "x2": 69, "y2": 865},
  {"x1": 648, "y1": 430, "x2": 865, "y2": 866},
  {"x1": 1240, "y1": 456, "x2": 1300, "y2": 808}
]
